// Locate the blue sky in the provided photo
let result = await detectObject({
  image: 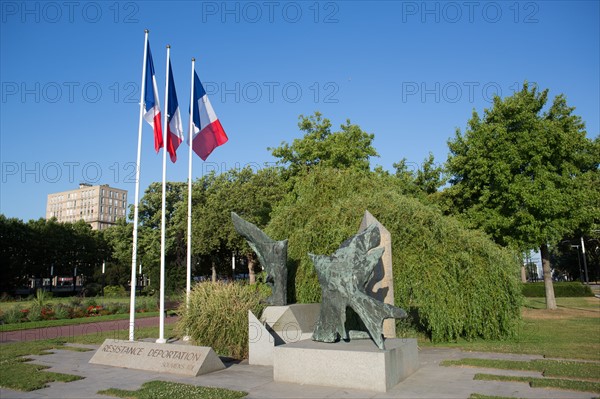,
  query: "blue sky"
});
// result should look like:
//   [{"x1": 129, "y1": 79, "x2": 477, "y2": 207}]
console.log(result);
[{"x1": 1, "y1": 1, "x2": 599, "y2": 222}]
